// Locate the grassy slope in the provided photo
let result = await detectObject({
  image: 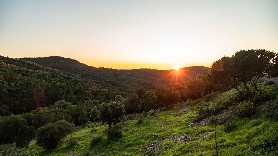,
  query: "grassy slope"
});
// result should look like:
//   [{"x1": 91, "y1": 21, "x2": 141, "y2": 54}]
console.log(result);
[{"x1": 7, "y1": 90, "x2": 278, "y2": 156}]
